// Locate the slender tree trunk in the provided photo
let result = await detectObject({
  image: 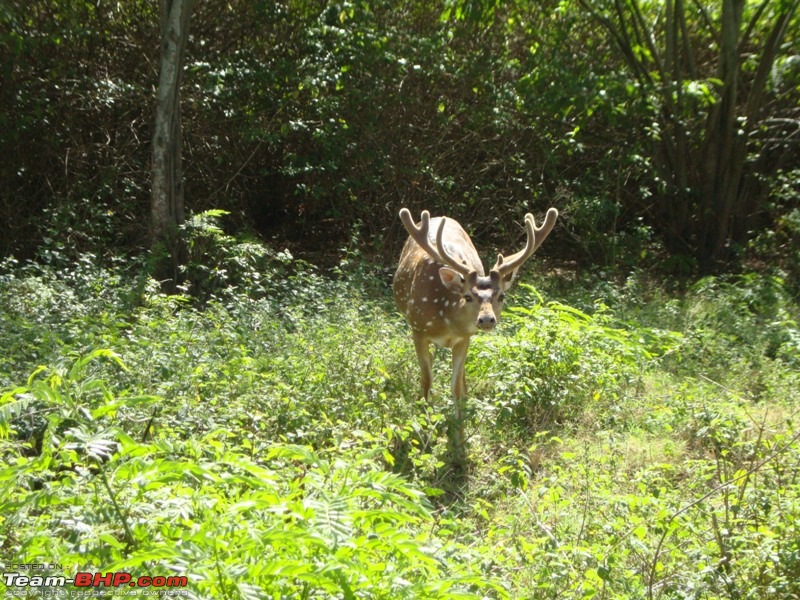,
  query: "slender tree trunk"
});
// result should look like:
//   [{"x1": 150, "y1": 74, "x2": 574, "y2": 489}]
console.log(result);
[
  {"x1": 151, "y1": 0, "x2": 193, "y2": 292},
  {"x1": 697, "y1": 0, "x2": 744, "y2": 265}
]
